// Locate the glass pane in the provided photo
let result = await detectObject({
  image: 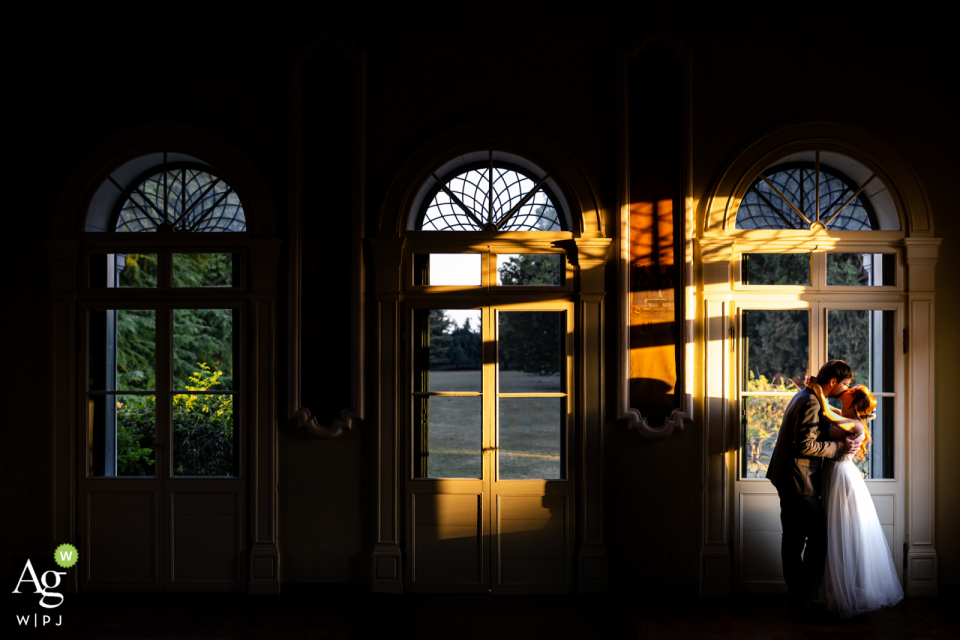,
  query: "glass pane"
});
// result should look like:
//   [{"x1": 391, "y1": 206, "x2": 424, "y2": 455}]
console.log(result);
[
  {"x1": 741, "y1": 309, "x2": 810, "y2": 392},
  {"x1": 172, "y1": 308, "x2": 238, "y2": 390},
  {"x1": 173, "y1": 253, "x2": 237, "y2": 288},
  {"x1": 827, "y1": 309, "x2": 895, "y2": 393},
  {"x1": 499, "y1": 398, "x2": 563, "y2": 479},
  {"x1": 89, "y1": 253, "x2": 157, "y2": 288},
  {"x1": 89, "y1": 394, "x2": 156, "y2": 477},
  {"x1": 172, "y1": 392, "x2": 237, "y2": 477},
  {"x1": 413, "y1": 254, "x2": 481, "y2": 286},
  {"x1": 853, "y1": 396, "x2": 895, "y2": 480},
  {"x1": 89, "y1": 309, "x2": 156, "y2": 391},
  {"x1": 498, "y1": 311, "x2": 563, "y2": 386},
  {"x1": 734, "y1": 163, "x2": 877, "y2": 231},
  {"x1": 742, "y1": 253, "x2": 810, "y2": 285},
  {"x1": 742, "y1": 395, "x2": 791, "y2": 479},
  {"x1": 413, "y1": 309, "x2": 482, "y2": 391},
  {"x1": 413, "y1": 396, "x2": 482, "y2": 478},
  {"x1": 419, "y1": 165, "x2": 563, "y2": 232},
  {"x1": 116, "y1": 168, "x2": 246, "y2": 233},
  {"x1": 826, "y1": 253, "x2": 896, "y2": 286},
  {"x1": 497, "y1": 254, "x2": 564, "y2": 286}
]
